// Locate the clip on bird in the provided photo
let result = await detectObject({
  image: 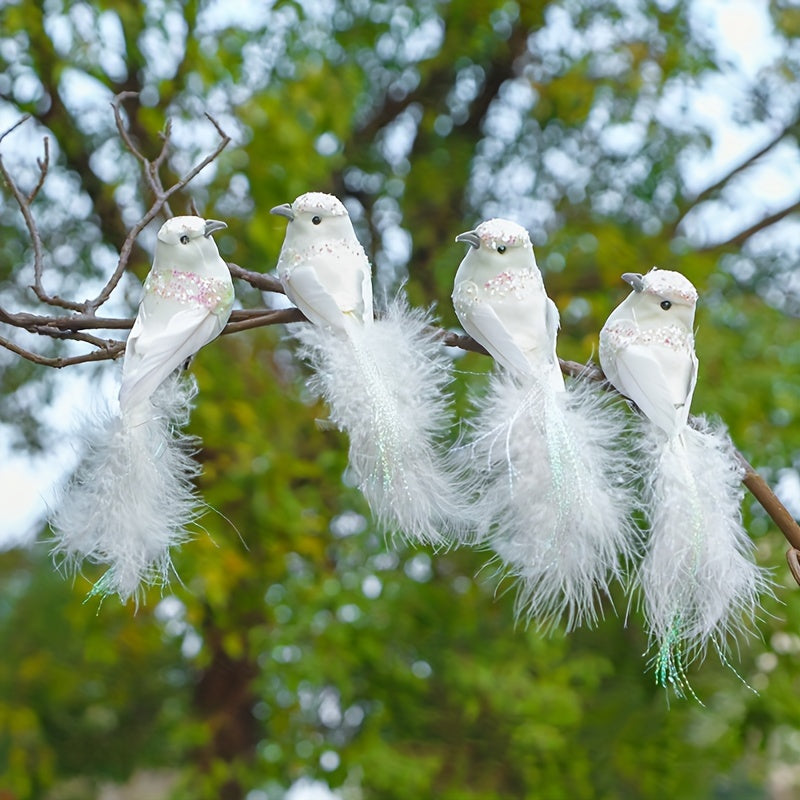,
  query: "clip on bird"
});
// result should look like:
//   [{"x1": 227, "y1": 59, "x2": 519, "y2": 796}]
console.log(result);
[
  {"x1": 51, "y1": 216, "x2": 234, "y2": 604},
  {"x1": 452, "y1": 218, "x2": 638, "y2": 631},
  {"x1": 271, "y1": 192, "x2": 468, "y2": 546},
  {"x1": 600, "y1": 267, "x2": 770, "y2": 696}
]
